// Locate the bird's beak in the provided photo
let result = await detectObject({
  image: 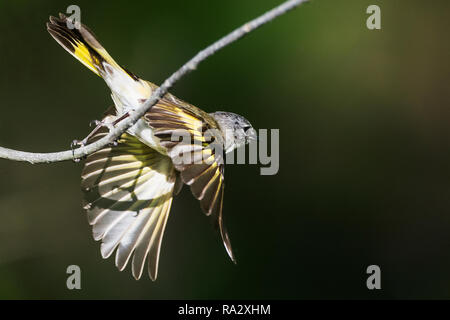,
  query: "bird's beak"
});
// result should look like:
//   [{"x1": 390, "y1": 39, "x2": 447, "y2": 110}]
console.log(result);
[{"x1": 247, "y1": 128, "x2": 257, "y2": 142}]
